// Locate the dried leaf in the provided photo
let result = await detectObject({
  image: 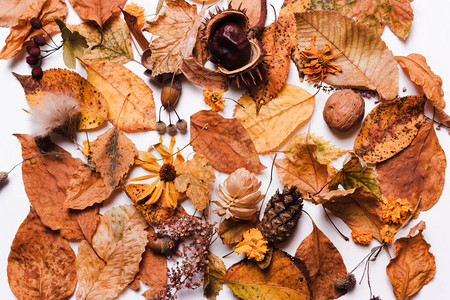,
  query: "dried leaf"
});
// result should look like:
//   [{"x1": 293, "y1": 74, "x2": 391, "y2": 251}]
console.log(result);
[
  {"x1": 7, "y1": 209, "x2": 77, "y2": 300},
  {"x1": 77, "y1": 205, "x2": 101, "y2": 244},
  {"x1": 16, "y1": 134, "x2": 98, "y2": 240},
  {"x1": 248, "y1": 18, "x2": 292, "y2": 110},
  {"x1": 145, "y1": 0, "x2": 201, "y2": 76},
  {"x1": 69, "y1": 17, "x2": 133, "y2": 64},
  {"x1": 65, "y1": 165, "x2": 114, "y2": 210},
  {"x1": 190, "y1": 110, "x2": 265, "y2": 174},
  {"x1": 0, "y1": 0, "x2": 35, "y2": 27},
  {"x1": 295, "y1": 222, "x2": 347, "y2": 299},
  {"x1": 174, "y1": 154, "x2": 216, "y2": 210},
  {"x1": 235, "y1": 84, "x2": 315, "y2": 153},
  {"x1": 55, "y1": 19, "x2": 88, "y2": 69},
  {"x1": 330, "y1": 153, "x2": 382, "y2": 199},
  {"x1": 14, "y1": 69, "x2": 108, "y2": 130},
  {"x1": 227, "y1": 0, "x2": 263, "y2": 27},
  {"x1": 218, "y1": 217, "x2": 259, "y2": 245},
  {"x1": 204, "y1": 251, "x2": 226, "y2": 300},
  {"x1": 121, "y1": 9, "x2": 150, "y2": 51},
  {"x1": 376, "y1": 121, "x2": 446, "y2": 212},
  {"x1": 295, "y1": 11, "x2": 399, "y2": 100},
  {"x1": 89, "y1": 127, "x2": 137, "y2": 189},
  {"x1": 280, "y1": 0, "x2": 335, "y2": 18},
  {"x1": 276, "y1": 133, "x2": 333, "y2": 199},
  {"x1": 83, "y1": 60, "x2": 156, "y2": 132},
  {"x1": 180, "y1": 56, "x2": 228, "y2": 91},
  {"x1": 284, "y1": 133, "x2": 346, "y2": 164},
  {"x1": 335, "y1": 0, "x2": 414, "y2": 40},
  {"x1": 68, "y1": 0, "x2": 126, "y2": 27},
  {"x1": 324, "y1": 187, "x2": 385, "y2": 242},
  {"x1": 224, "y1": 249, "x2": 312, "y2": 299},
  {"x1": 386, "y1": 221, "x2": 436, "y2": 299},
  {"x1": 0, "y1": 0, "x2": 67, "y2": 59},
  {"x1": 354, "y1": 96, "x2": 425, "y2": 164},
  {"x1": 76, "y1": 205, "x2": 148, "y2": 299}
]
